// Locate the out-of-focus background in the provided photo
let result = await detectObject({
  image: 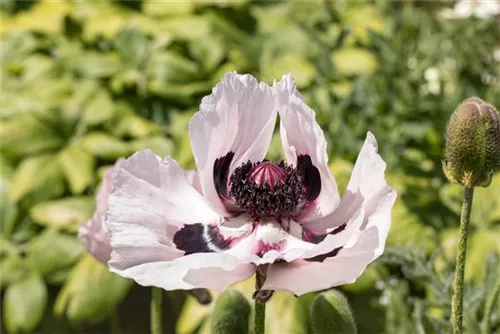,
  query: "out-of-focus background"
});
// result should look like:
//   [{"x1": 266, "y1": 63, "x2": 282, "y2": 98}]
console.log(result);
[{"x1": 1, "y1": 1, "x2": 499, "y2": 333}]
